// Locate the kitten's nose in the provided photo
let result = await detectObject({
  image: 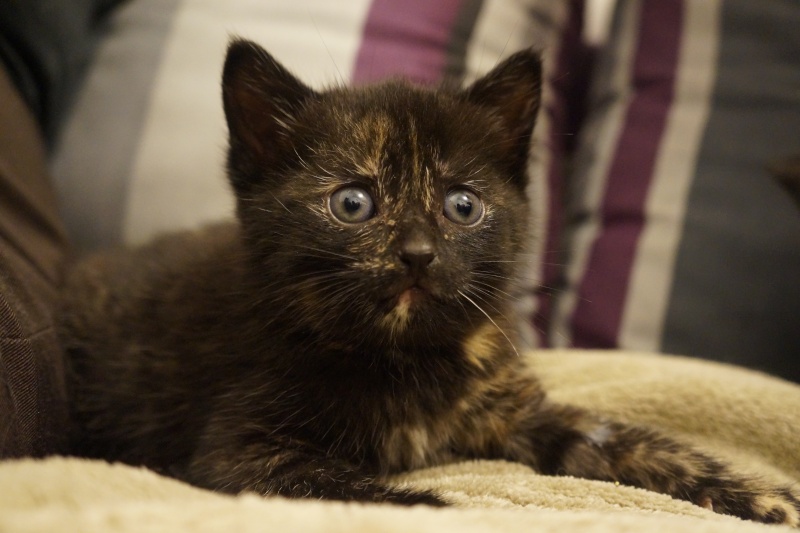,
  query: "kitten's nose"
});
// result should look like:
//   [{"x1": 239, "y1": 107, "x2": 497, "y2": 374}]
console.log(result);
[{"x1": 399, "y1": 232, "x2": 437, "y2": 273}]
